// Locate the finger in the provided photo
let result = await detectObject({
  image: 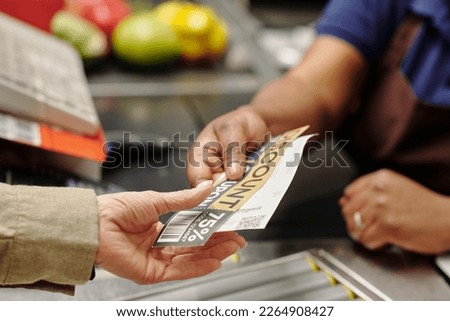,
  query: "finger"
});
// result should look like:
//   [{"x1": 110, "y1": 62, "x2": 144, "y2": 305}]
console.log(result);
[
  {"x1": 213, "y1": 122, "x2": 249, "y2": 181},
  {"x1": 338, "y1": 195, "x2": 349, "y2": 207},
  {"x1": 176, "y1": 232, "x2": 246, "y2": 254},
  {"x1": 147, "y1": 222, "x2": 166, "y2": 244},
  {"x1": 188, "y1": 108, "x2": 268, "y2": 185},
  {"x1": 162, "y1": 259, "x2": 222, "y2": 281},
  {"x1": 188, "y1": 231, "x2": 246, "y2": 252},
  {"x1": 187, "y1": 131, "x2": 220, "y2": 187},
  {"x1": 340, "y1": 188, "x2": 370, "y2": 223},
  {"x1": 171, "y1": 240, "x2": 241, "y2": 264},
  {"x1": 208, "y1": 231, "x2": 247, "y2": 249},
  {"x1": 214, "y1": 109, "x2": 268, "y2": 181},
  {"x1": 246, "y1": 140, "x2": 263, "y2": 155},
  {"x1": 358, "y1": 223, "x2": 388, "y2": 250},
  {"x1": 346, "y1": 205, "x2": 376, "y2": 241},
  {"x1": 343, "y1": 173, "x2": 372, "y2": 198},
  {"x1": 212, "y1": 171, "x2": 226, "y2": 182},
  {"x1": 160, "y1": 232, "x2": 246, "y2": 257},
  {"x1": 141, "y1": 181, "x2": 213, "y2": 216}
]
